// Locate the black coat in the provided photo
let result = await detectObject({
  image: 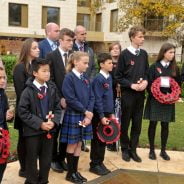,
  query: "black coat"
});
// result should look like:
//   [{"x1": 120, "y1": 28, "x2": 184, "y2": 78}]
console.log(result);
[{"x1": 18, "y1": 78, "x2": 61, "y2": 137}]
